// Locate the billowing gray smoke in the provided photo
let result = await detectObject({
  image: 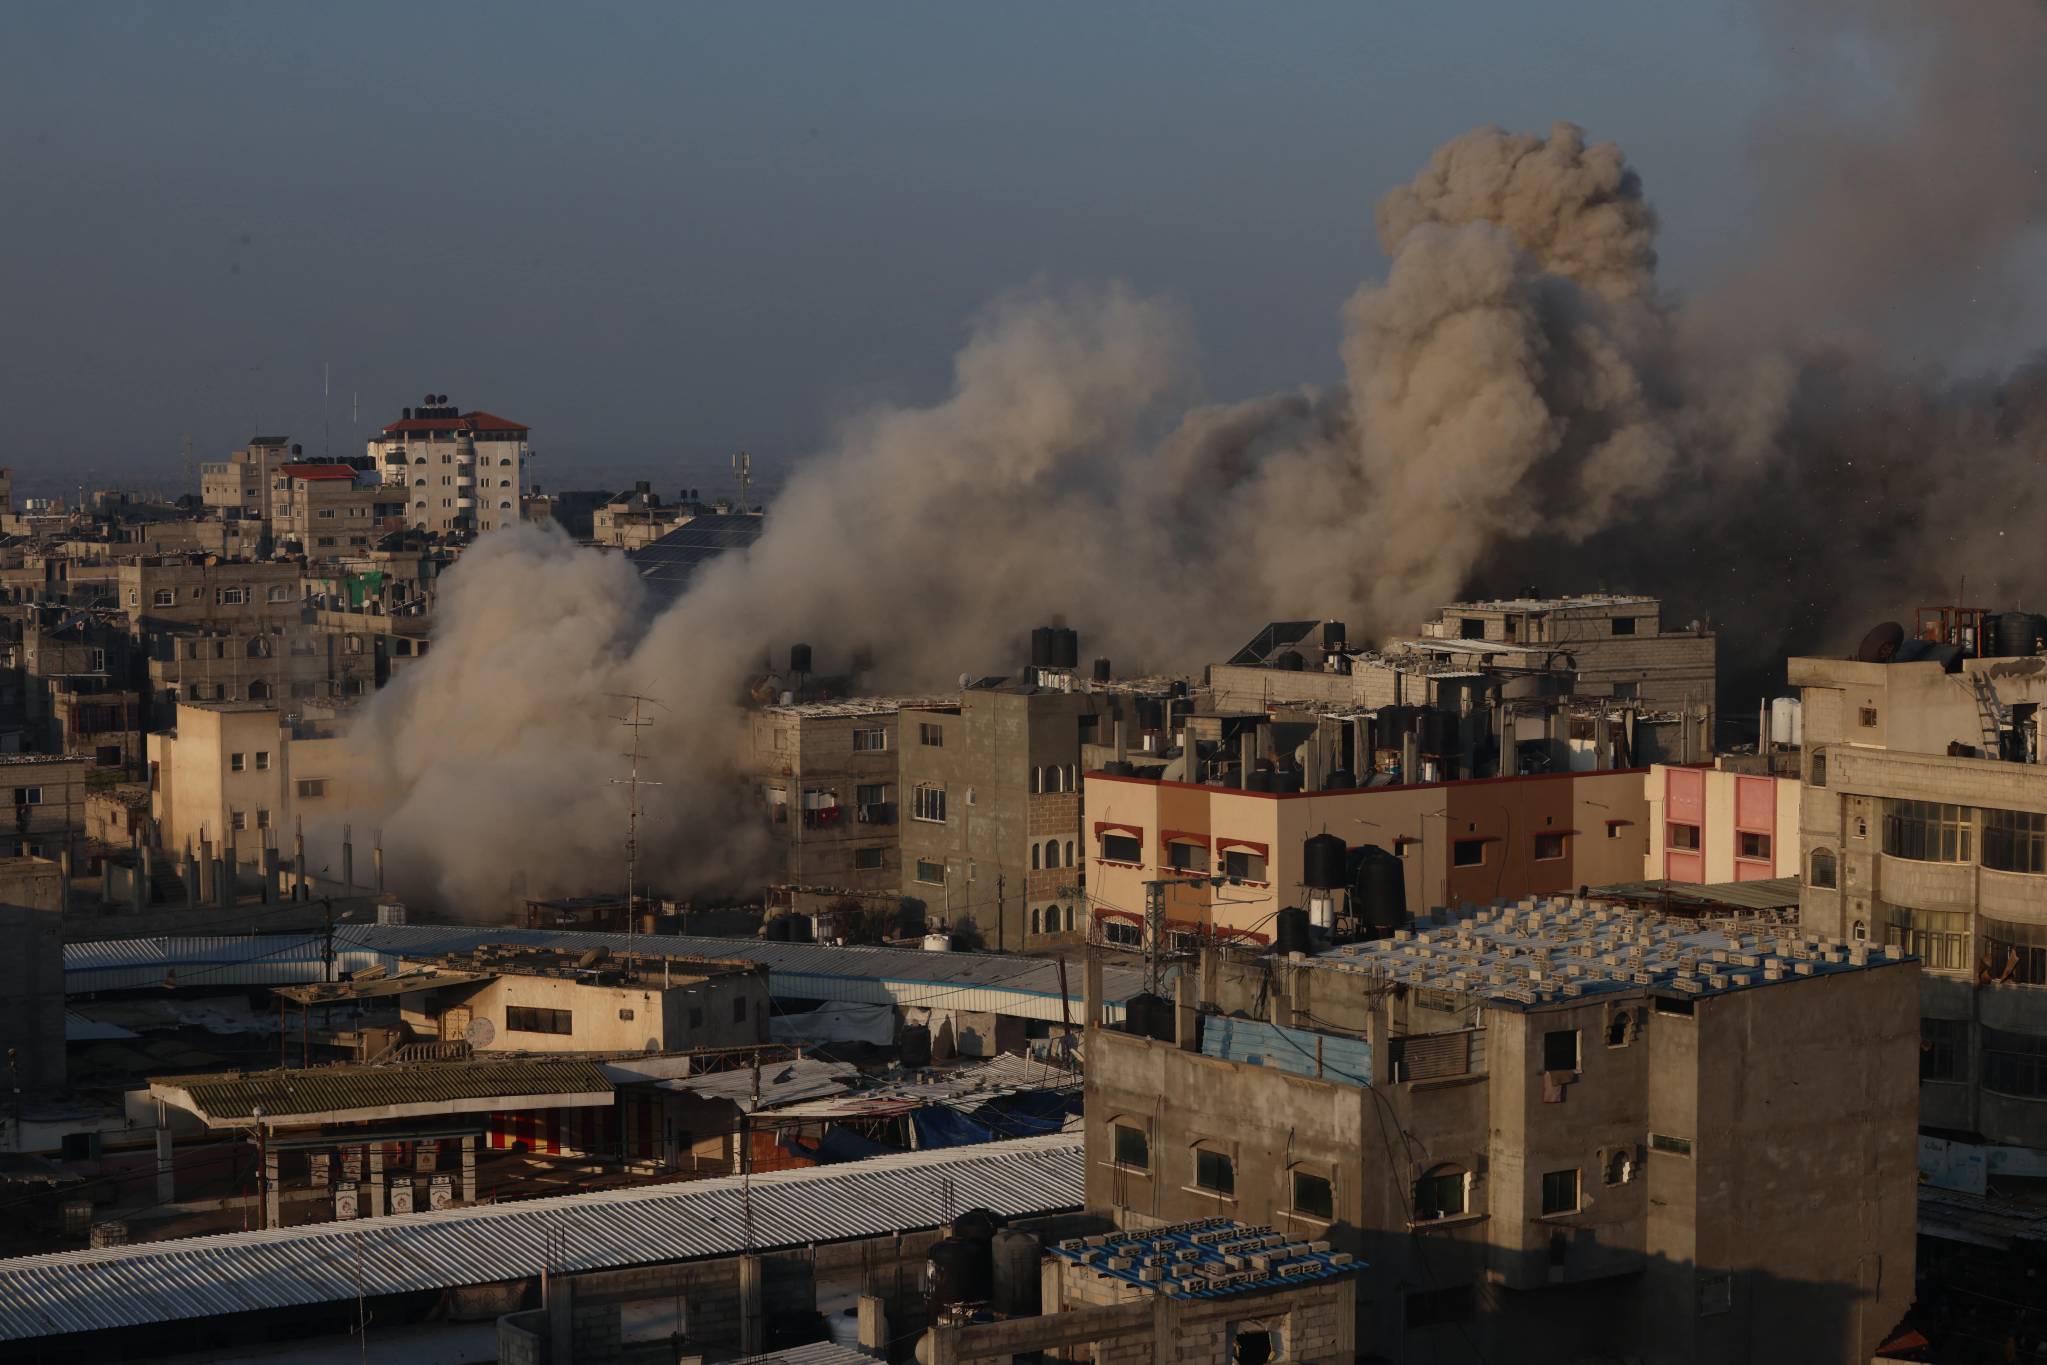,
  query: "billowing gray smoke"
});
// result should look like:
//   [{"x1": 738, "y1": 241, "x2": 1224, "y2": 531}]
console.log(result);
[{"x1": 353, "y1": 3, "x2": 2047, "y2": 914}]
